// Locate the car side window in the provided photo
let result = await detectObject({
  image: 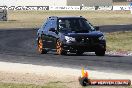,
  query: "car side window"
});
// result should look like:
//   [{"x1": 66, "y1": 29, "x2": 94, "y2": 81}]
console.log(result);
[
  {"x1": 50, "y1": 20, "x2": 57, "y2": 29},
  {"x1": 42, "y1": 22, "x2": 47, "y2": 29},
  {"x1": 46, "y1": 20, "x2": 57, "y2": 32},
  {"x1": 44, "y1": 20, "x2": 51, "y2": 32}
]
